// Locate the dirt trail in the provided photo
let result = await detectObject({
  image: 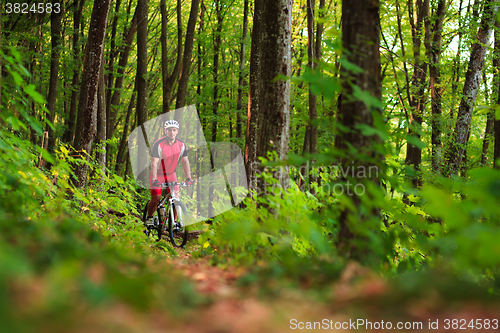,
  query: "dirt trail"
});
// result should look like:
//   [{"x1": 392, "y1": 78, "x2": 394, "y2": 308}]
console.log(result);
[{"x1": 162, "y1": 249, "x2": 500, "y2": 333}]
